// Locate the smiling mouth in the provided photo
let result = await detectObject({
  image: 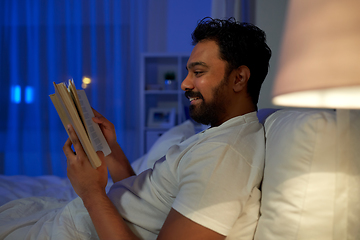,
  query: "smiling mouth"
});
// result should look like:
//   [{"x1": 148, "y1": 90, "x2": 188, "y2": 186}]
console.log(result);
[
  {"x1": 189, "y1": 97, "x2": 201, "y2": 102},
  {"x1": 185, "y1": 91, "x2": 203, "y2": 103}
]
